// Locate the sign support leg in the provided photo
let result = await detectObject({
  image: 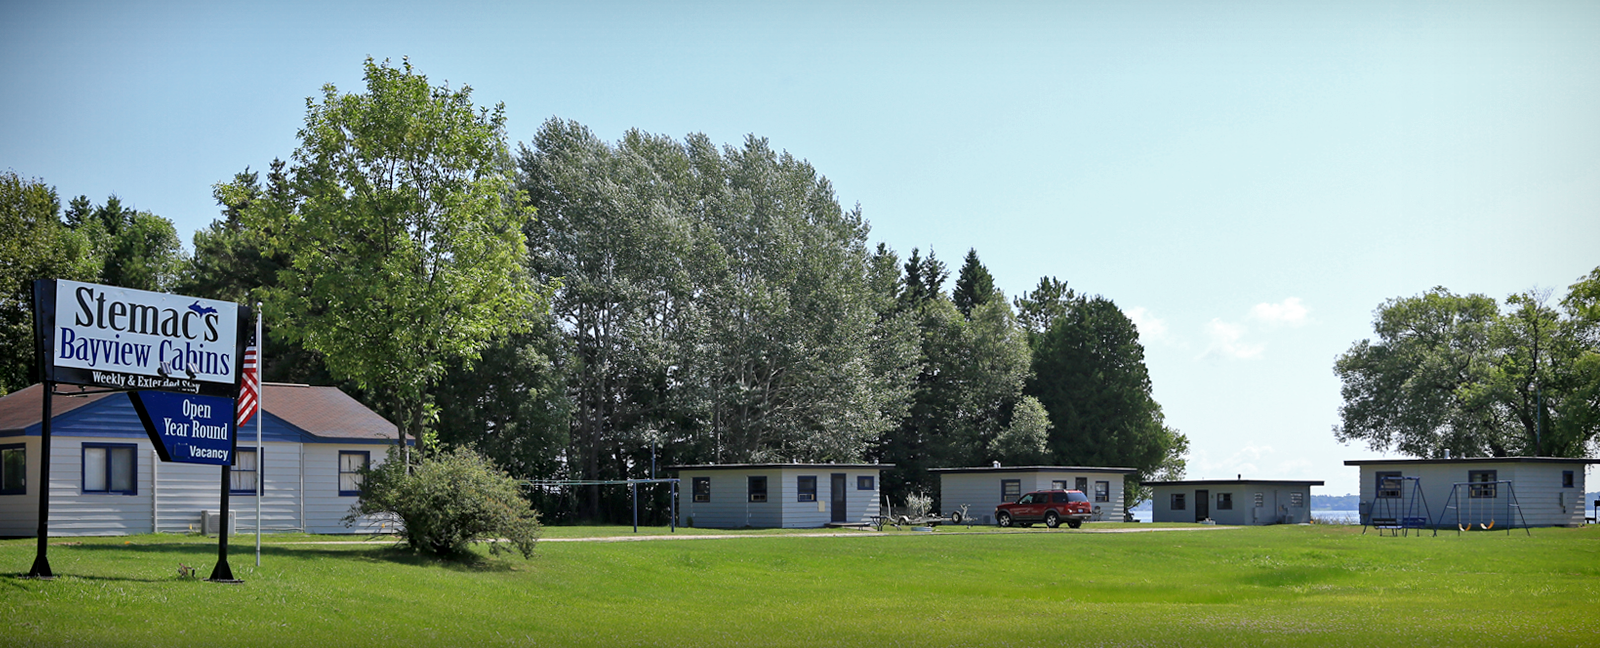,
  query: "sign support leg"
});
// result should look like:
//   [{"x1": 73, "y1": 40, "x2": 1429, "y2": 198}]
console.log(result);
[
  {"x1": 209, "y1": 464, "x2": 237, "y2": 582},
  {"x1": 28, "y1": 382, "x2": 54, "y2": 579}
]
